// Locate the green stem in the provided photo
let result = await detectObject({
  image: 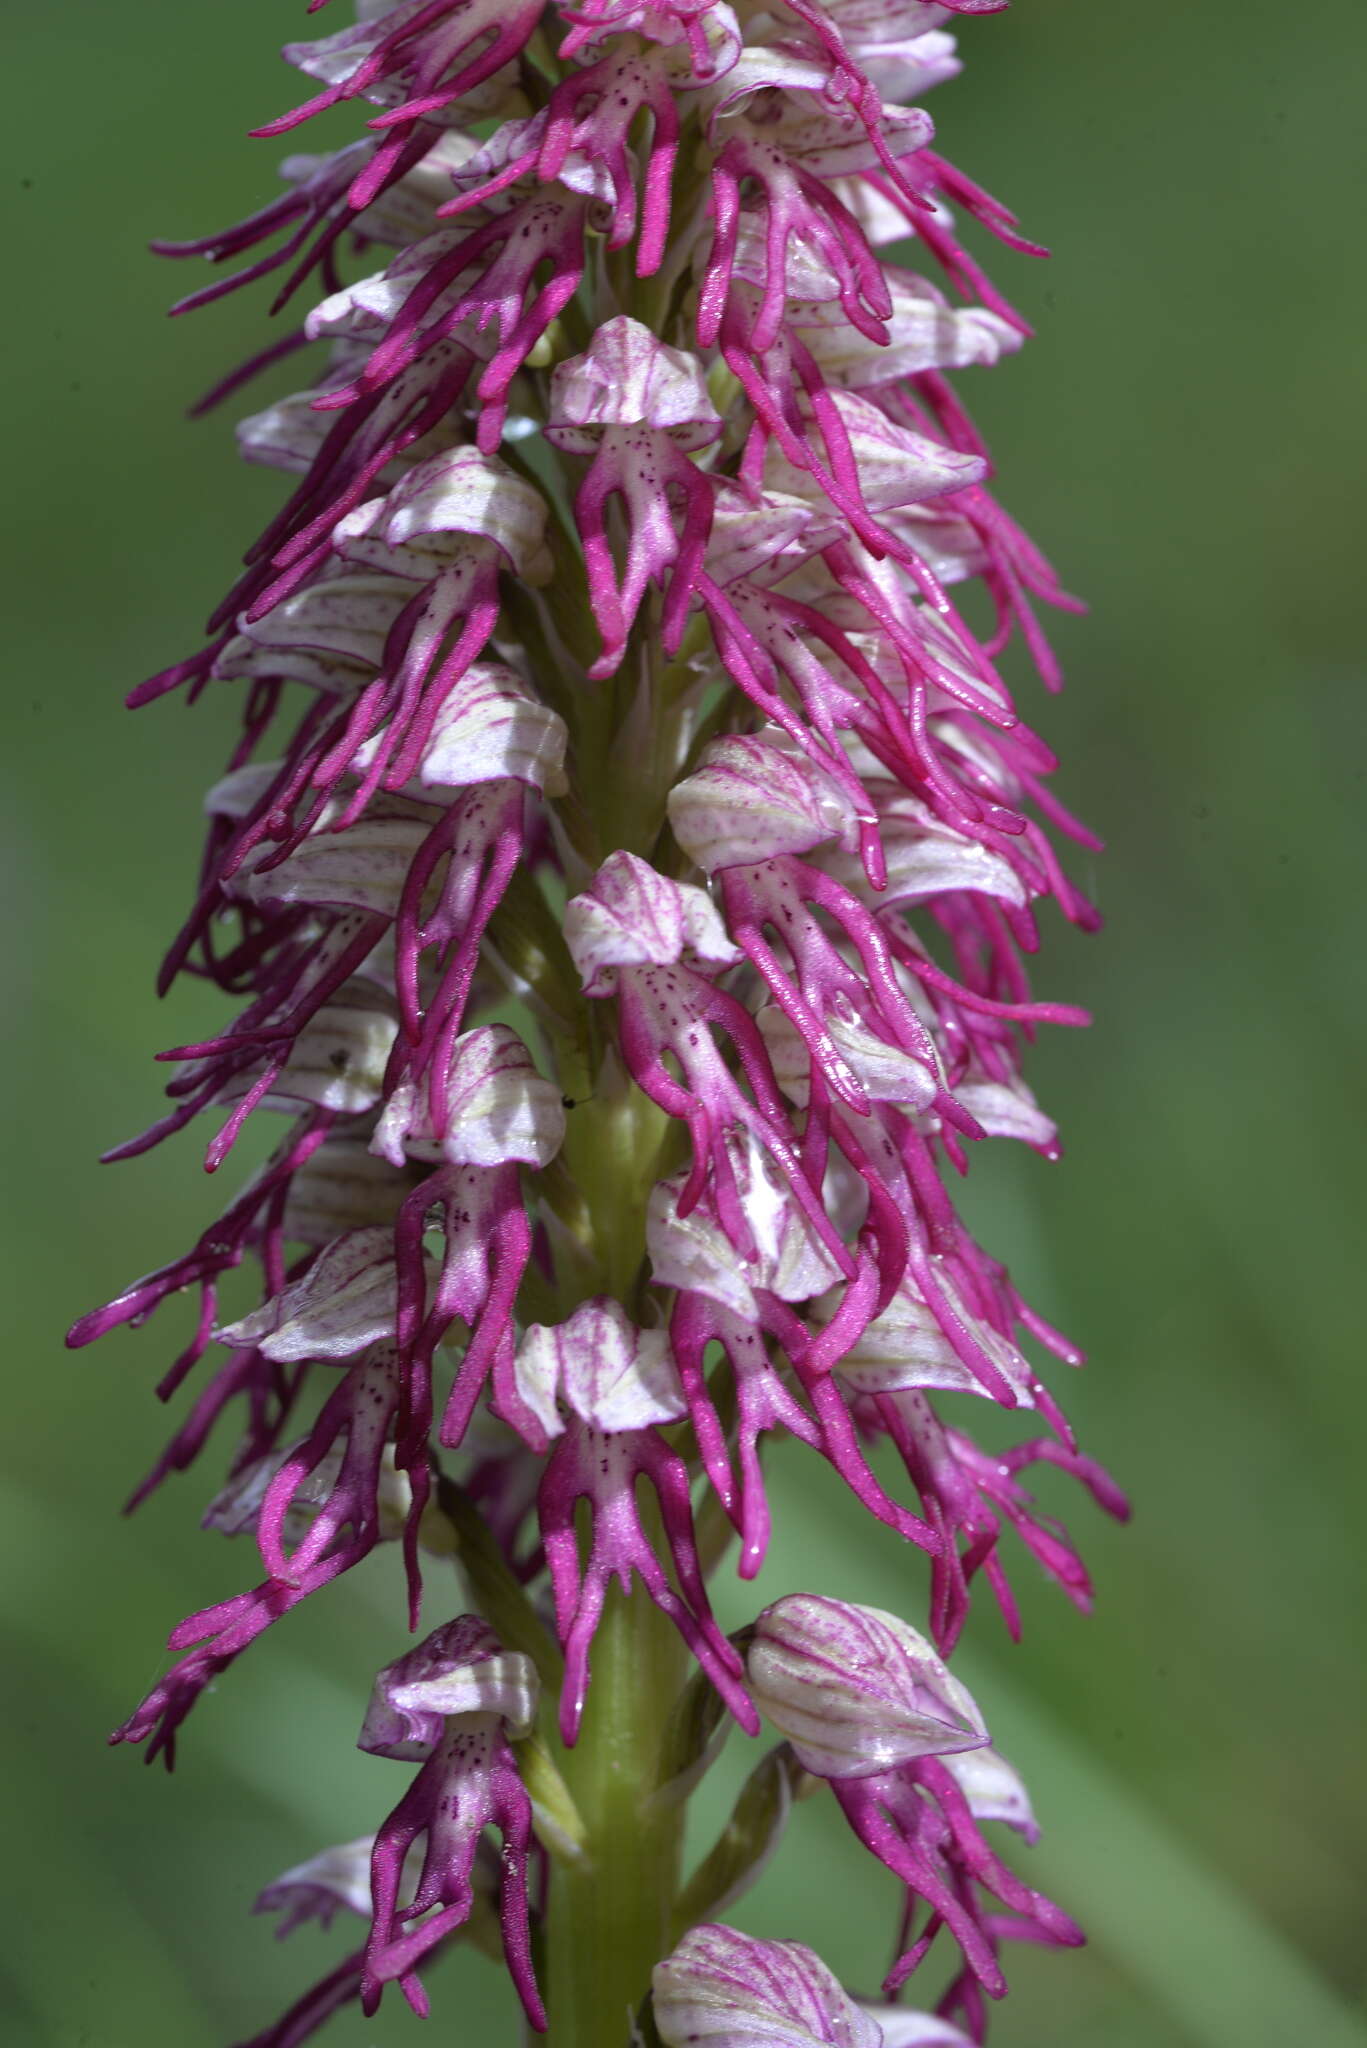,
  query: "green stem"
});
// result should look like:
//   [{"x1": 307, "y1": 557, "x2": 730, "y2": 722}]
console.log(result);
[
  {"x1": 527, "y1": 109, "x2": 728, "y2": 2039},
  {"x1": 554, "y1": 1052, "x2": 679, "y2": 1311},
  {"x1": 541, "y1": 1582, "x2": 687, "y2": 2048}
]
